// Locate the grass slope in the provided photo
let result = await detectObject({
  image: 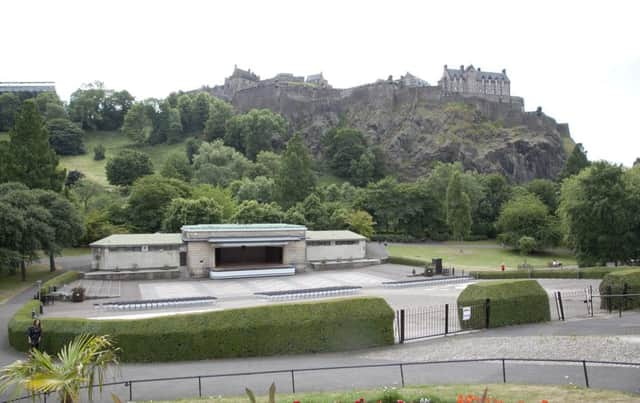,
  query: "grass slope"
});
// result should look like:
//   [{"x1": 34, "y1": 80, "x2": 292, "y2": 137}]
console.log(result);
[
  {"x1": 388, "y1": 240, "x2": 577, "y2": 271},
  {"x1": 0, "y1": 264, "x2": 59, "y2": 304},
  {"x1": 59, "y1": 131, "x2": 186, "y2": 185},
  {"x1": 146, "y1": 384, "x2": 640, "y2": 403}
]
